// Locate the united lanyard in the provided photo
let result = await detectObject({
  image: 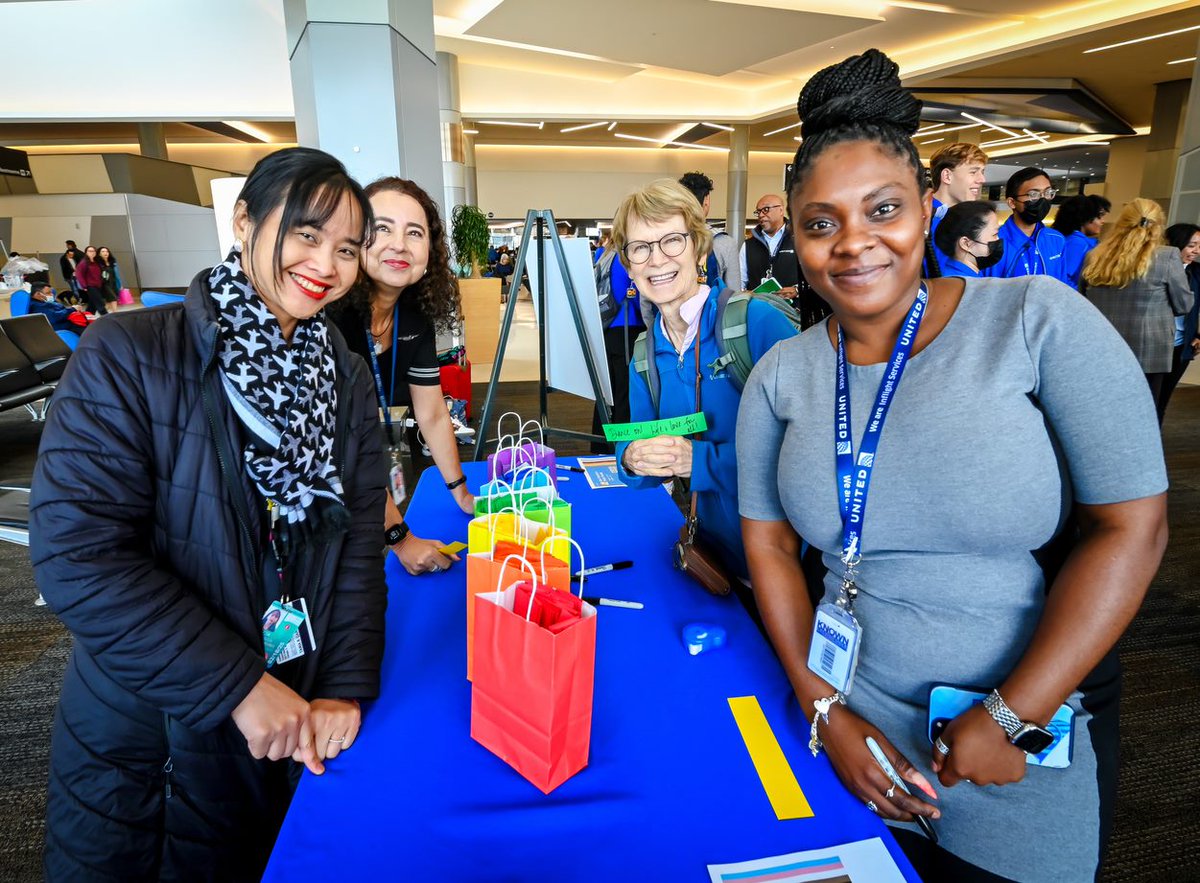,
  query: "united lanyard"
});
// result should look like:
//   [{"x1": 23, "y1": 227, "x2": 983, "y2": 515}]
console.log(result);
[
  {"x1": 365, "y1": 304, "x2": 409, "y2": 506},
  {"x1": 806, "y1": 284, "x2": 928, "y2": 695},
  {"x1": 1019, "y1": 229, "x2": 1045, "y2": 276},
  {"x1": 365, "y1": 303, "x2": 401, "y2": 449}
]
